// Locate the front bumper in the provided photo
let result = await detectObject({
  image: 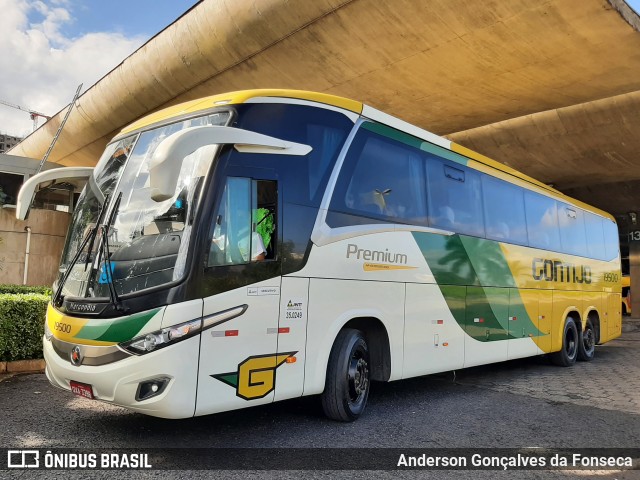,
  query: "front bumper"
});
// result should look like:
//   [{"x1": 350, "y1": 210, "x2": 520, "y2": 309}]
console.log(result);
[{"x1": 43, "y1": 334, "x2": 200, "y2": 419}]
